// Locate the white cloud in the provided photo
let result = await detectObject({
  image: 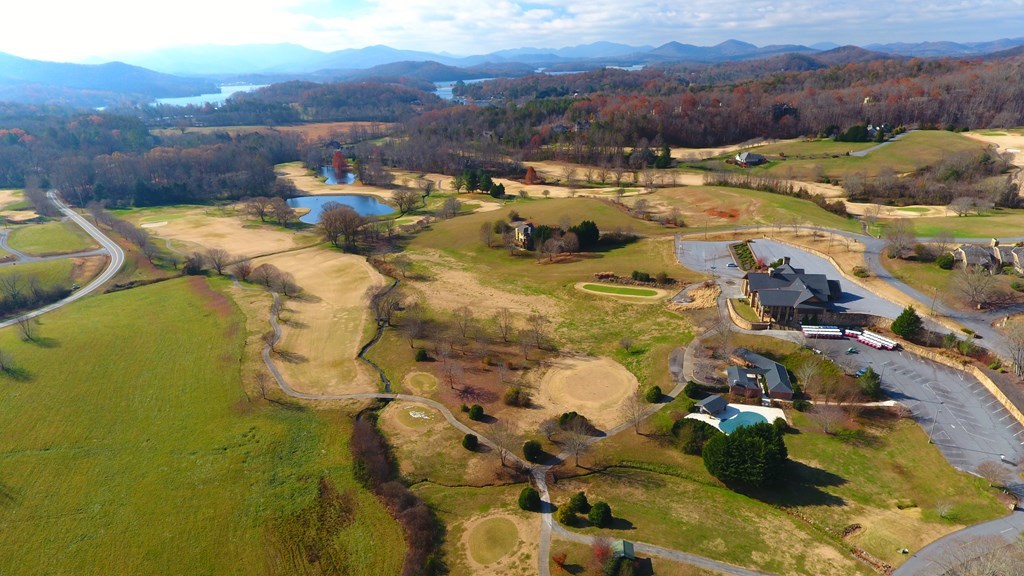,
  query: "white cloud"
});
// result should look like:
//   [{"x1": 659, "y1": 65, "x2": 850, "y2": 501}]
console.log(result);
[{"x1": 1, "y1": 0, "x2": 1022, "y2": 61}]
